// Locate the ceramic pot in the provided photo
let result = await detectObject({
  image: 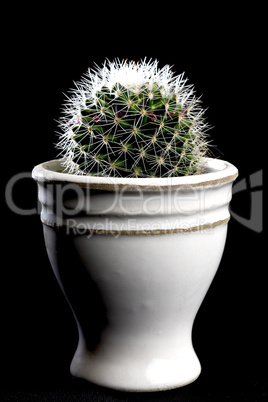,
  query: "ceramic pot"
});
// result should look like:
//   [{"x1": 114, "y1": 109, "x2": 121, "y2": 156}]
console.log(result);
[{"x1": 32, "y1": 157, "x2": 238, "y2": 392}]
